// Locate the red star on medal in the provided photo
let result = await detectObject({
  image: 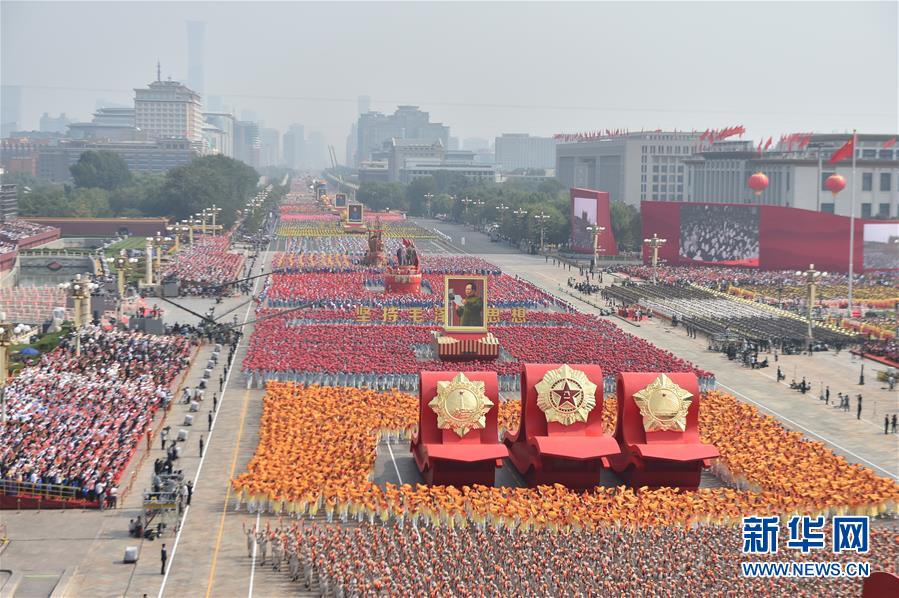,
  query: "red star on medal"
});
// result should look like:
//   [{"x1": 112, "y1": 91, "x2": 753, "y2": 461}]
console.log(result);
[{"x1": 552, "y1": 381, "x2": 581, "y2": 409}]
